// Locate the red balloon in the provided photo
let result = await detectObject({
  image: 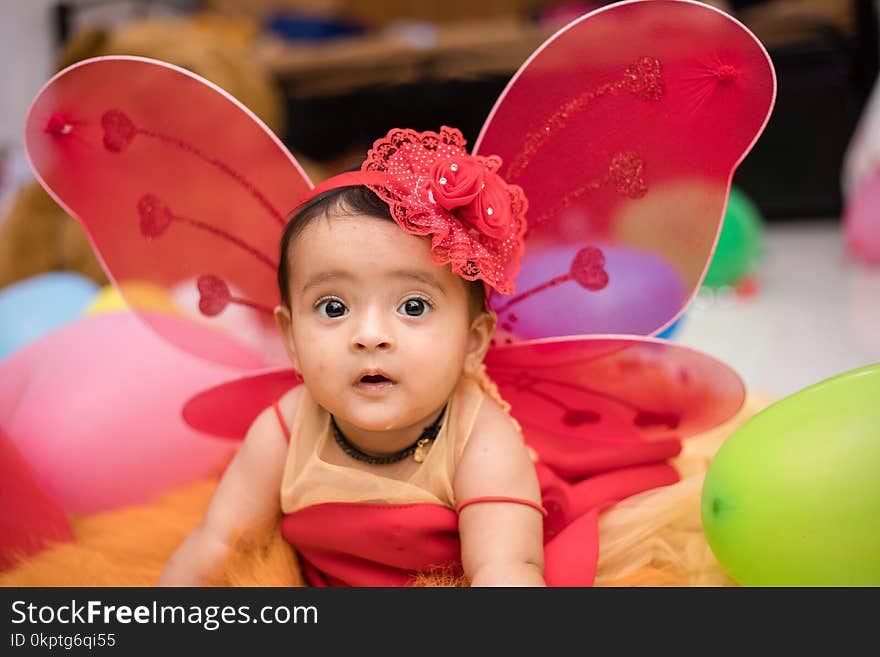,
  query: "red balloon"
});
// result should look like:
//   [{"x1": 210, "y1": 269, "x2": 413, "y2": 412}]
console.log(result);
[{"x1": 0, "y1": 427, "x2": 73, "y2": 570}]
